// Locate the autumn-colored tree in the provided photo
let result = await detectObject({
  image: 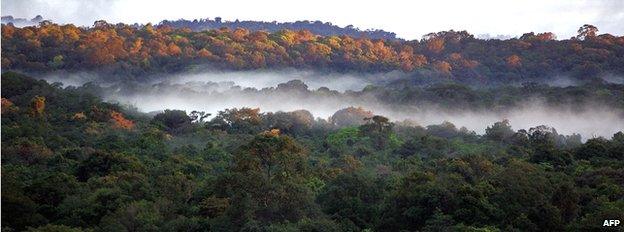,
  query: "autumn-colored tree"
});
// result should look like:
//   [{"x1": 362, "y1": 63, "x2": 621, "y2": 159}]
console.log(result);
[
  {"x1": 1, "y1": 98, "x2": 18, "y2": 114},
  {"x1": 424, "y1": 36, "x2": 445, "y2": 54},
  {"x1": 506, "y1": 54, "x2": 522, "y2": 68},
  {"x1": 80, "y1": 30, "x2": 127, "y2": 66},
  {"x1": 72, "y1": 112, "x2": 87, "y2": 120},
  {"x1": 536, "y1": 32, "x2": 556, "y2": 41},
  {"x1": 433, "y1": 60, "x2": 452, "y2": 75},
  {"x1": 521, "y1": 32, "x2": 556, "y2": 41},
  {"x1": 167, "y1": 42, "x2": 182, "y2": 56},
  {"x1": 30, "y1": 96, "x2": 45, "y2": 117},
  {"x1": 110, "y1": 111, "x2": 134, "y2": 129},
  {"x1": 1, "y1": 21, "x2": 623, "y2": 80},
  {"x1": 576, "y1": 24, "x2": 598, "y2": 40}
]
